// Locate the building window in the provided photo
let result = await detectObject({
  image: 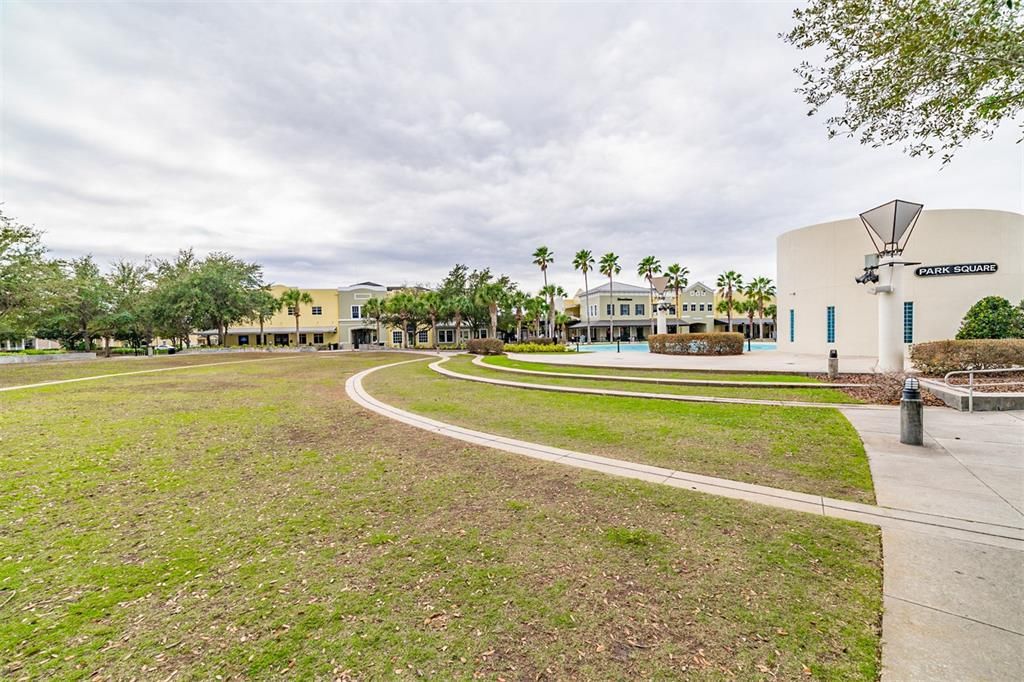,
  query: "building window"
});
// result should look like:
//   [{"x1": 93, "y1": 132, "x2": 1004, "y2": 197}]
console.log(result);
[
  {"x1": 287, "y1": 306, "x2": 296, "y2": 316},
  {"x1": 589, "y1": 304, "x2": 597, "y2": 317},
  {"x1": 606, "y1": 303, "x2": 613, "y2": 315},
  {"x1": 438, "y1": 329, "x2": 454, "y2": 344},
  {"x1": 826, "y1": 306, "x2": 835, "y2": 344},
  {"x1": 460, "y1": 330, "x2": 470, "y2": 340},
  {"x1": 238, "y1": 335, "x2": 249, "y2": 346},
  {"x1": 789, "y1": 309, "x2": 795, "y2": 343},
  {"x1": 634, "y1": 303, "x2": 645, "y2": 316},
  {"x1": 904, "y1": 302, "x2": 914, "y2": 344},
  {"x1": 299, "y1": 333, "x2": 307, "y2": 344},
  {"x1": 392, "y1": 330, "x2": 402, "y2": 345},
  {"x1": 418, "y1": 330, "x2": 428, "y2": 343},
  {"x1": 311, "y1": 306, "x2": 322, "y2": 316},
  {"x1": 313, "y1": 333, "x2": 324, "y2": 344},
  {"x1": 351, "y1": 305, "x2": 361, "y2": 319},
  {"x1": 619, "y1": 303, "x2": 629, "y2": 316},
  {"x1": 698, "y1": 304, "x2": 705, "y2": 312}
]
